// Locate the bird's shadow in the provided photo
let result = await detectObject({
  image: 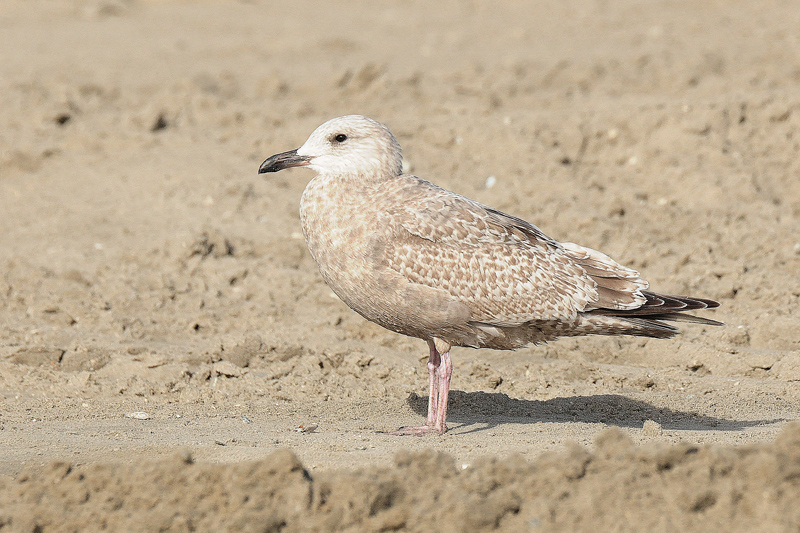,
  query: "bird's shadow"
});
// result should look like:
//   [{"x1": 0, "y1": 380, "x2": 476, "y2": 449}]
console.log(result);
[{"x1": 405, "y1": 390, "x2": 784, "y2": 435}]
